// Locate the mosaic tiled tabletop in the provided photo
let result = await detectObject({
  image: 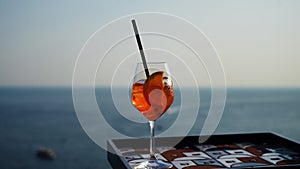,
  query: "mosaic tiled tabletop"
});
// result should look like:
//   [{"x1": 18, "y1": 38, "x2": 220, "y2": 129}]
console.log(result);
[{"x1": 108, "y1": 133, "x2": 300, "y2": 169}]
